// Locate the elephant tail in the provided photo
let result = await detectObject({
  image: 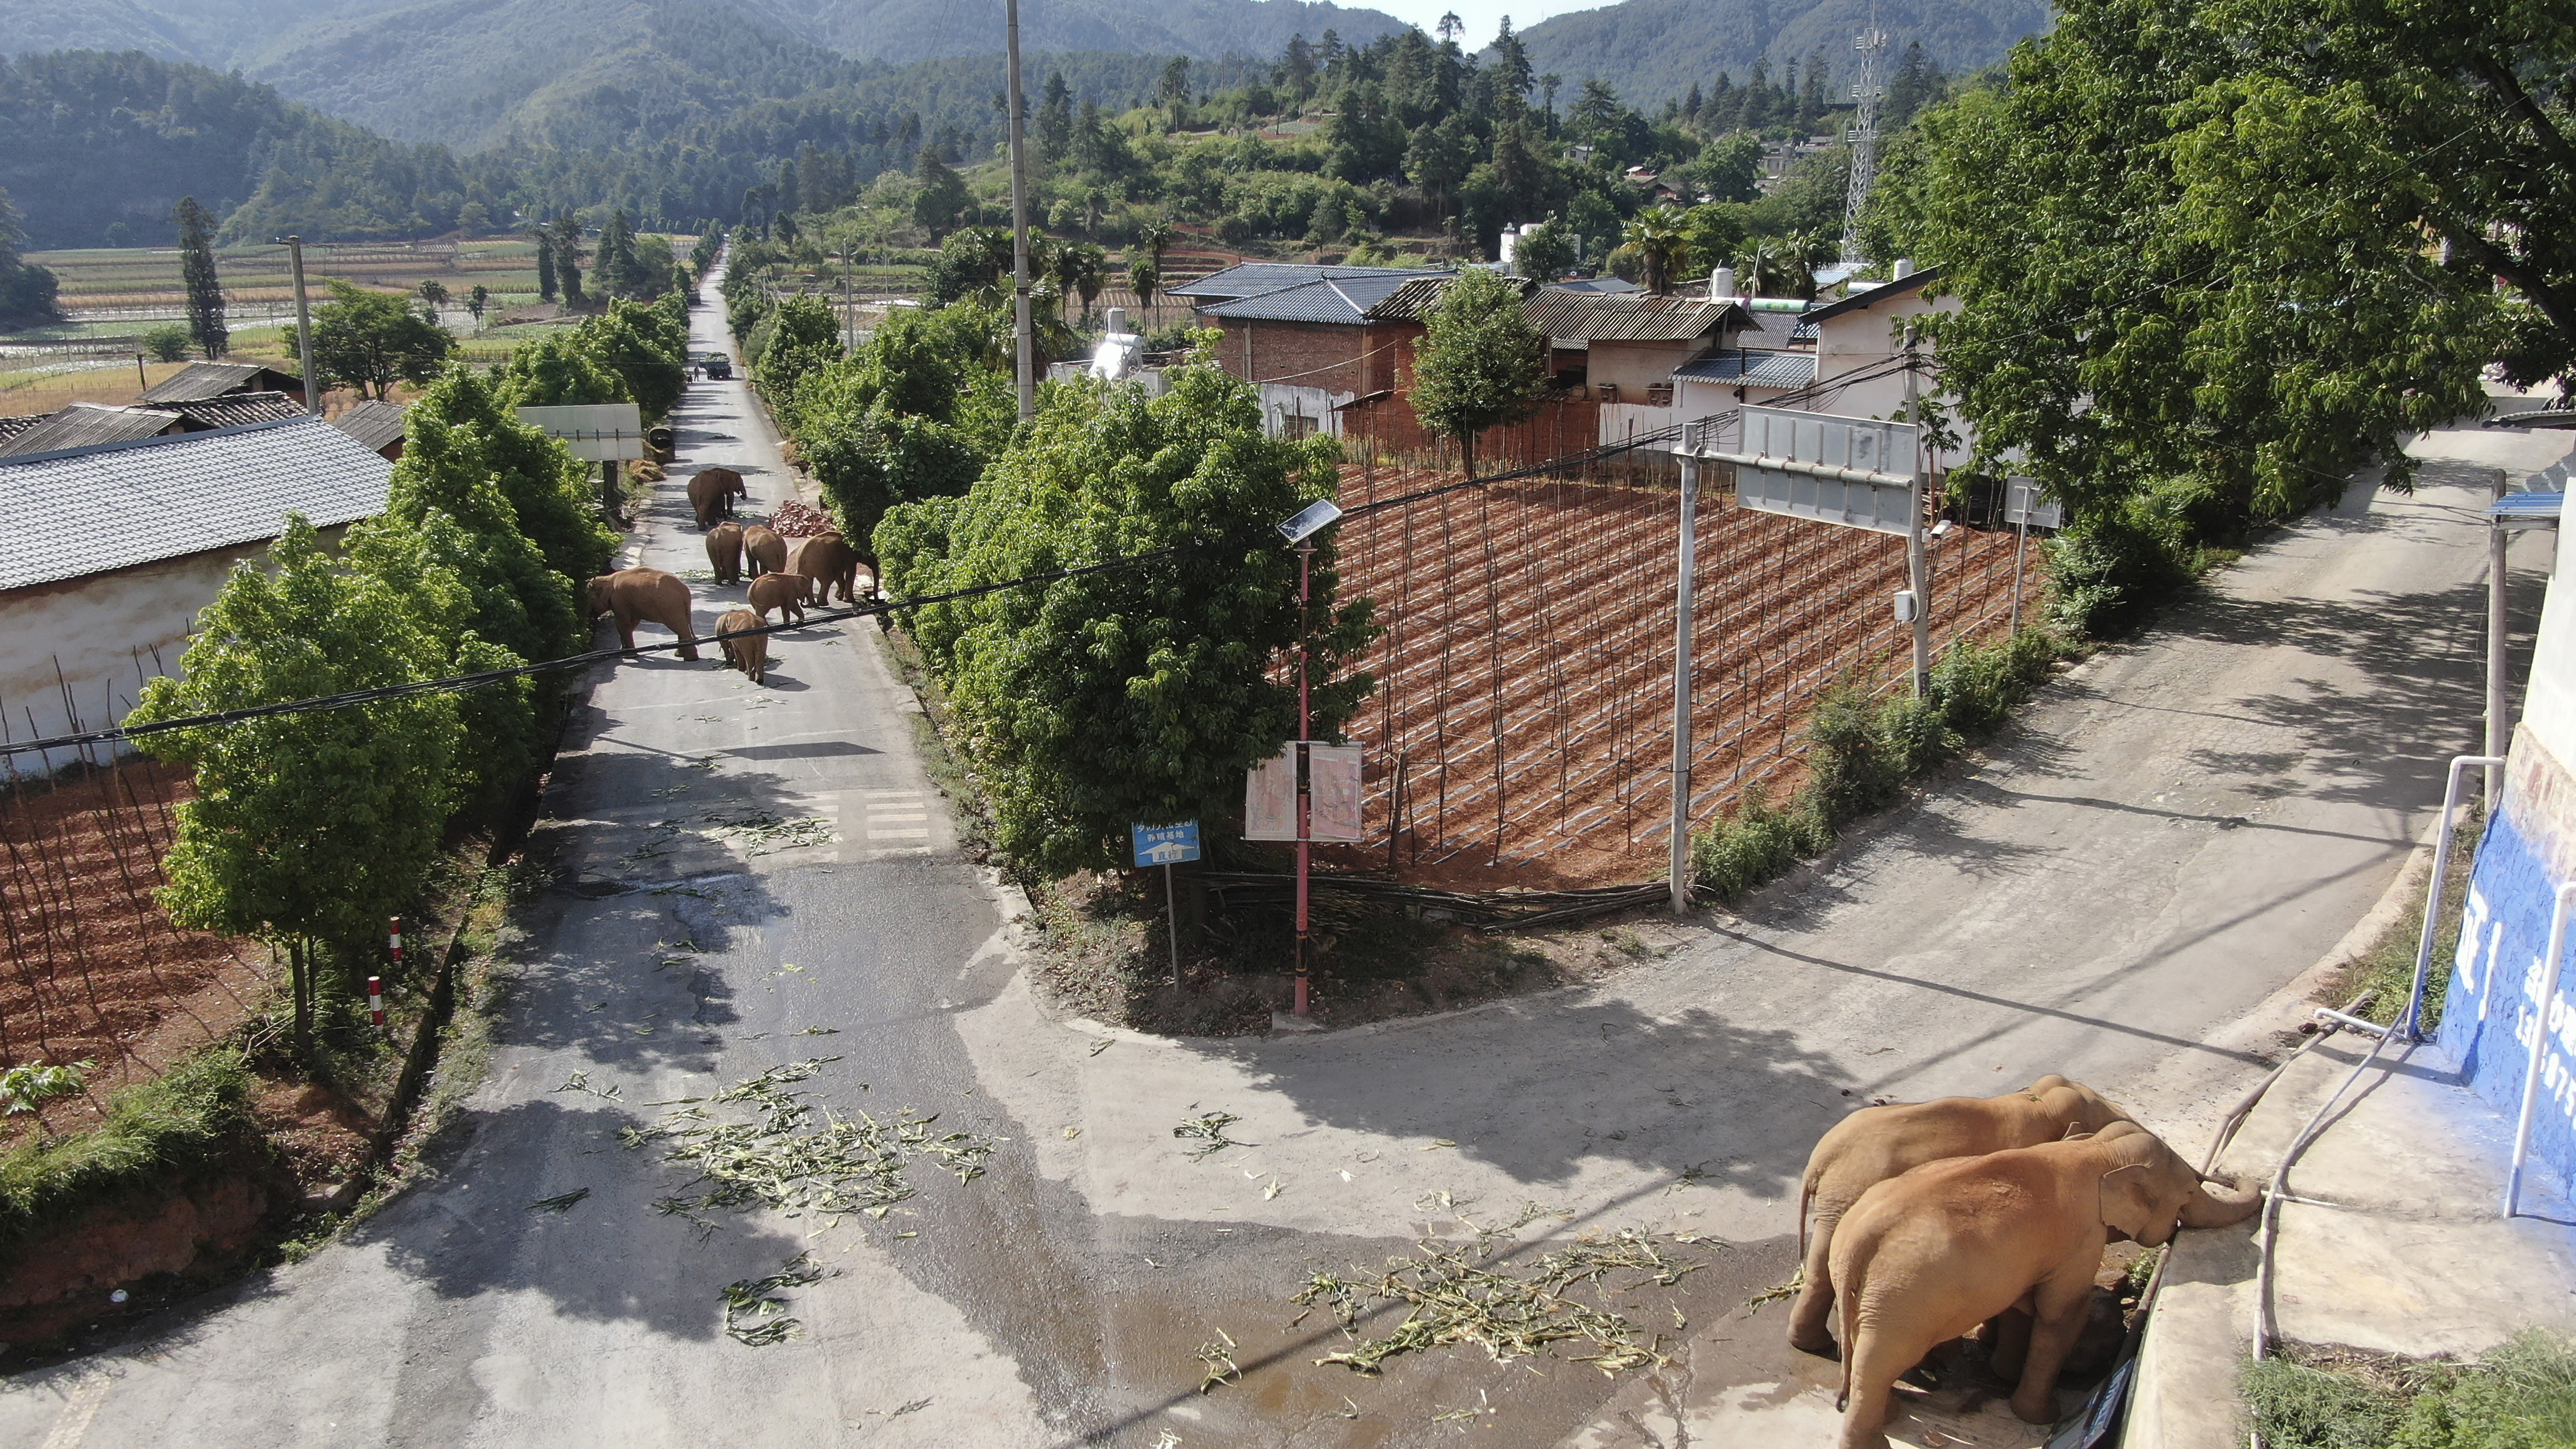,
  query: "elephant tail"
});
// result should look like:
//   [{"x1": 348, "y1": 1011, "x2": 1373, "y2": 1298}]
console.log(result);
[
  {"x1": 1797, "y1": 1162, "x2": 1819, "y2": 1261},
  {"x1": 1834, "y1": 1258, "x2": 1862, "y2": 1412}
]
